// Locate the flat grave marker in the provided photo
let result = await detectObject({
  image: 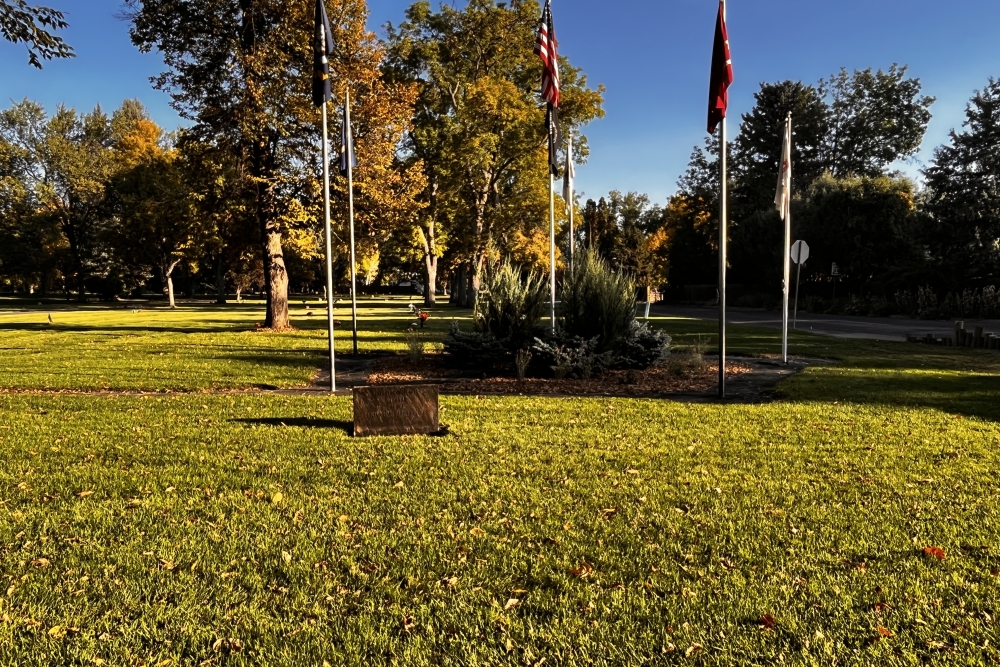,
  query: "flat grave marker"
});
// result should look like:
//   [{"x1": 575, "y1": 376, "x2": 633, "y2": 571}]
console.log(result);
[{"x1": 353, "y1": 385, "x2": 440, "y2": 437}]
